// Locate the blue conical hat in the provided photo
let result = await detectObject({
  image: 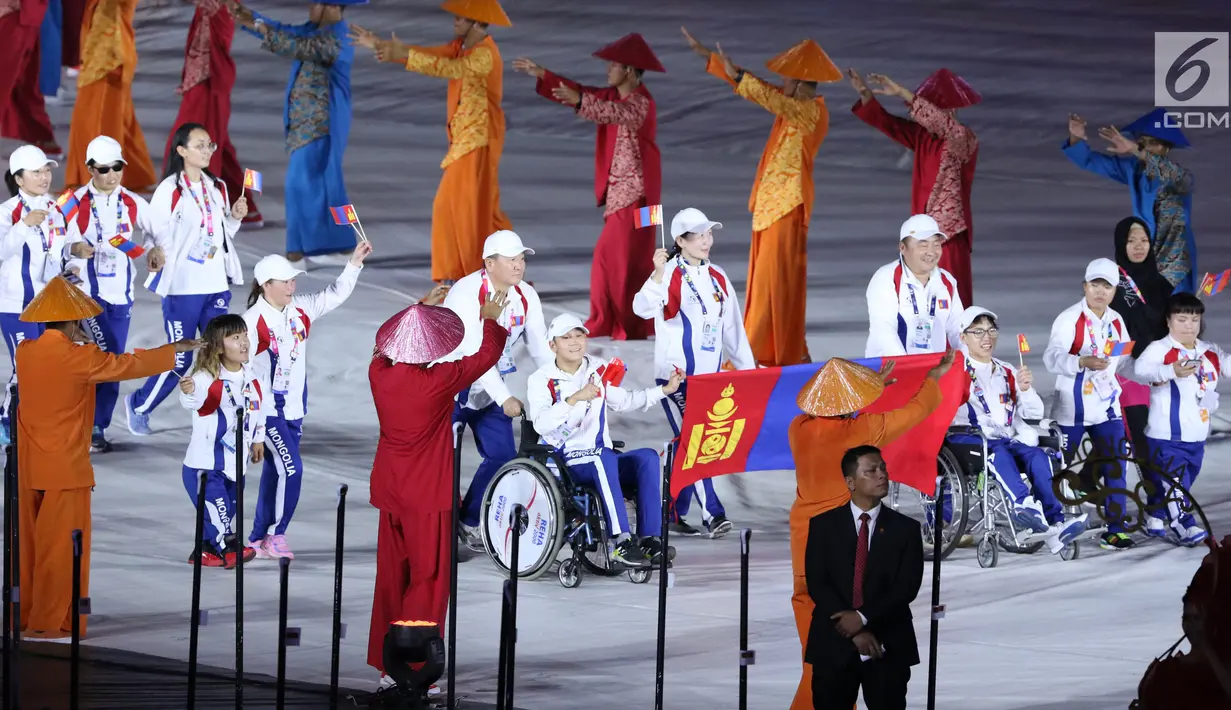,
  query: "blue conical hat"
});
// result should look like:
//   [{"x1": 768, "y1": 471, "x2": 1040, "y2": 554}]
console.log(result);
[{"x1": 1121, "y1": 108, "x2": 1191, "y2": 149}]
